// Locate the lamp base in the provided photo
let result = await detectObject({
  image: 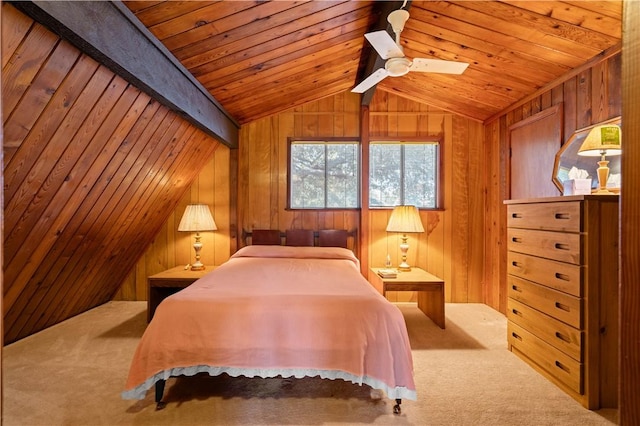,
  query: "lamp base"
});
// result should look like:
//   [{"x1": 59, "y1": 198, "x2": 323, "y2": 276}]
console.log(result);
[
  {"x1": 397, "y1": 264, "x2": 411, "y2": 272},
  {"x1": 594, "y1": 188, "x2": 617, "y2": 195},
  {"x1": 190, "y1": 234, "x2": 205, "y2": 271},
  {"x1": 594, "y1": 159, "x2": 613, "y2": 195},
  {"x1": 398, "y1": 236, "x2": 411, "y2": 271},
  {"x1": 190, "y1": 263, "x2": 206, "y2": 271}
]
